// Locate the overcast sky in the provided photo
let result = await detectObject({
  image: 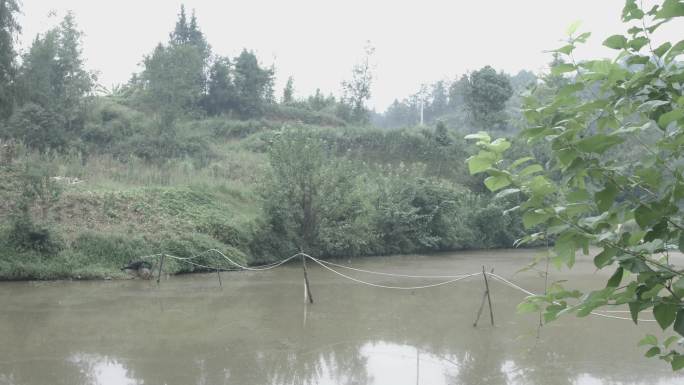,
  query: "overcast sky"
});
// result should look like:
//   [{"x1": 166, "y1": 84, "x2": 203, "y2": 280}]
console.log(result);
[{"x1": 17, "y1": 1, "x2": 680, "y2": 111}]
